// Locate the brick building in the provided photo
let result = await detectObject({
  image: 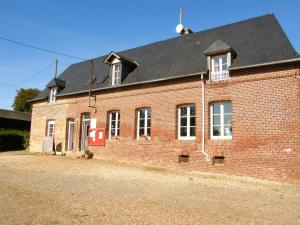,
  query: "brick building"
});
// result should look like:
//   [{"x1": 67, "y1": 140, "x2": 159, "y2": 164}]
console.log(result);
[{"x1": 29, "y1": 14, "x2": 300, "y2": 181}]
